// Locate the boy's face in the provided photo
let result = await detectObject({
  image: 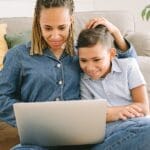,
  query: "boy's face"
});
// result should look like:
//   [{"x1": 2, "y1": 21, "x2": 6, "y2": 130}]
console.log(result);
[{"x1": 79, "y1": 42, "x2": 116, "y2": 80}]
